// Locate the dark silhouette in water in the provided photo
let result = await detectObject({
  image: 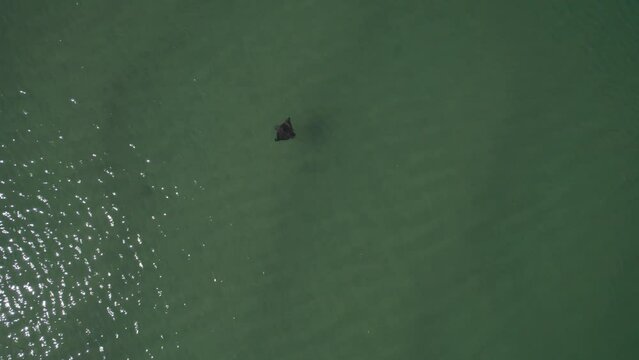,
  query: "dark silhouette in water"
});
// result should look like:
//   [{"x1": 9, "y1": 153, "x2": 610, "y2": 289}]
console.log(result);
[{"x1": 275, "y1": 118, "x2": 296, "y2": 141}]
